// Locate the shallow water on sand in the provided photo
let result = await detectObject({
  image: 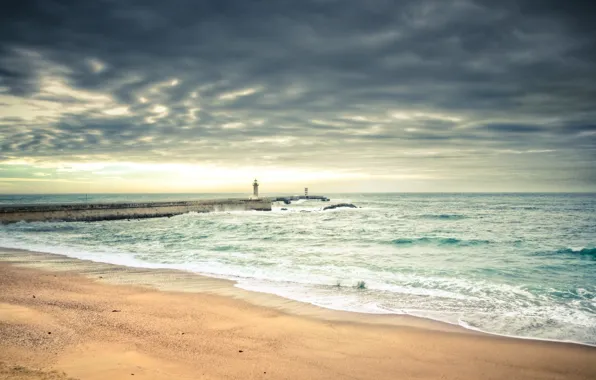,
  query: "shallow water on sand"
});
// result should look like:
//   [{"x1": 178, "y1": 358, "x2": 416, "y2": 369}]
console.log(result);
[{"x1": 1, "y1": 193, "x2": 595, "y2": 345}]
